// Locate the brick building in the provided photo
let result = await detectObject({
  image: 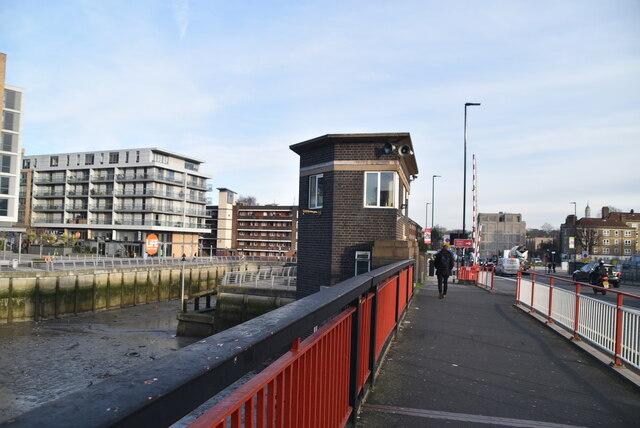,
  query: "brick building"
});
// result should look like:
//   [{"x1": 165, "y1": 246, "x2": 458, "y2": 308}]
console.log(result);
[
  {"x1": 290, "y1": 133, "x2": 419, "y2": 297},
  {"x1": 561, "y1": 206, "x2": 637, "y2": 261},
  {"x1": 202, "y1": 188, "x2": 298, "y2": 257}
]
